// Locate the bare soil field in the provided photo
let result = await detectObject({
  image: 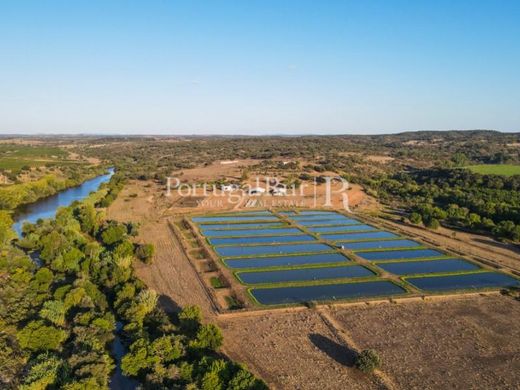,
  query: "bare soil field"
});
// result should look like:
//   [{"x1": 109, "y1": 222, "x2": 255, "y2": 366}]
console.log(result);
[
  {"x1": 218, "y1": 310, "x2": 384, "y2": 390},
  {"x1": 329, "y1": 295, "x2": 520, "y2": 389}
]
